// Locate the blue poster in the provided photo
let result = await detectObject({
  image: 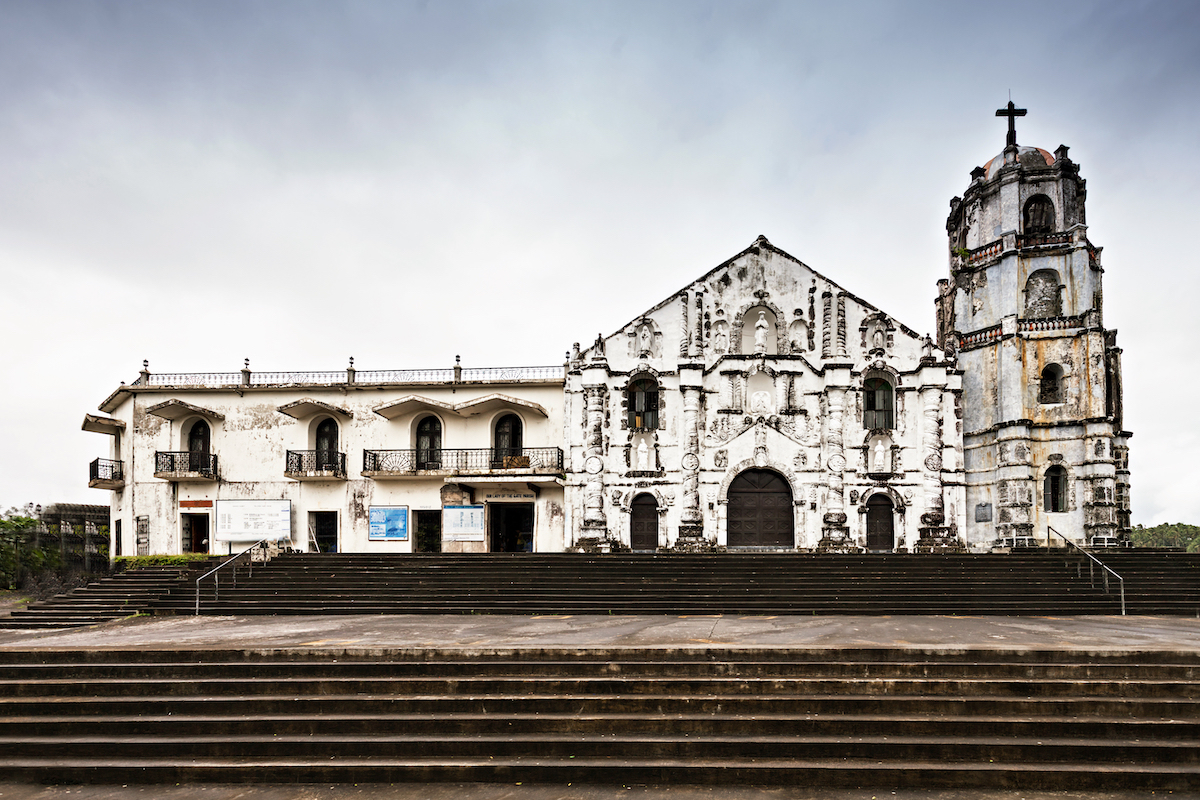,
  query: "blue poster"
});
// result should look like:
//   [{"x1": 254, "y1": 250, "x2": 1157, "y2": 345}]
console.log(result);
[{"x1": 368, "y1": 506, "x2": 409, "y2": 541}]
